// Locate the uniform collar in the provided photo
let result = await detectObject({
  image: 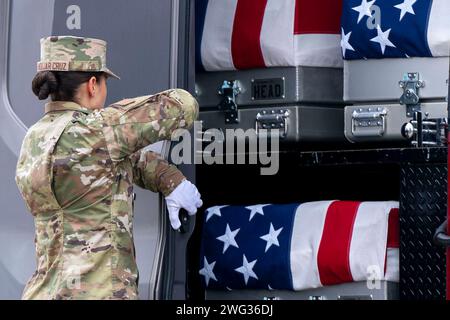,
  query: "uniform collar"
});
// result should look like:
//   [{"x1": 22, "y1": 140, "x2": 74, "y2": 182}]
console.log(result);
[{"x1": 44, "y1": 101, "x2": 93, "y2": 115}]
